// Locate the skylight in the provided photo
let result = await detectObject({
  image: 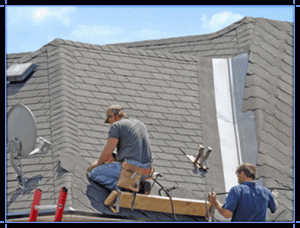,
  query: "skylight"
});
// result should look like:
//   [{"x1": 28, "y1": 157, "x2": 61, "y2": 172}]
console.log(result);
[{"x1": 6, "y1": 63, "x2": 38, "y2": 83}]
